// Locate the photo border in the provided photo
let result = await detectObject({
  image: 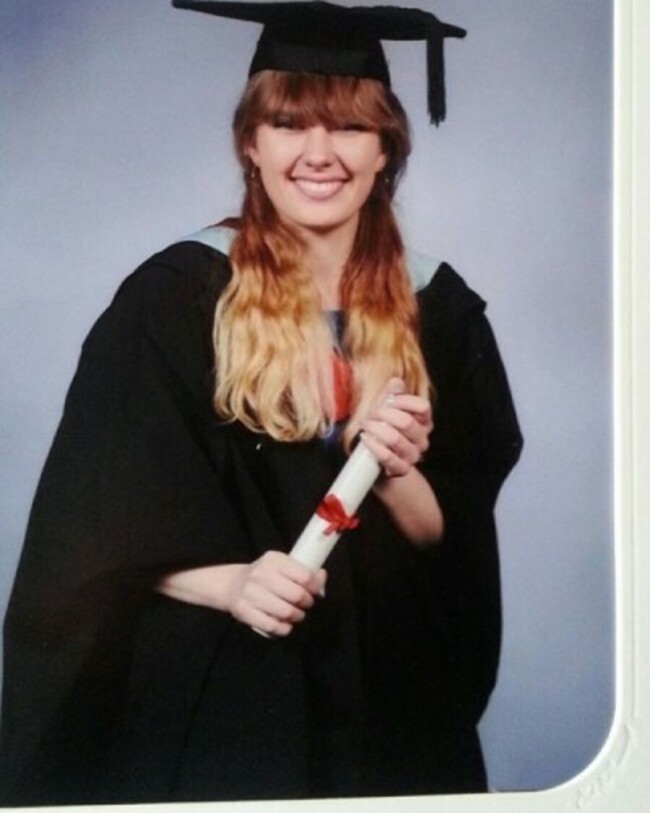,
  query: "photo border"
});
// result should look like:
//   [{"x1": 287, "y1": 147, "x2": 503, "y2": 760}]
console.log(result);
[{"x1": 6, "y1": 1, "x2": 647, "y2": 811}]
